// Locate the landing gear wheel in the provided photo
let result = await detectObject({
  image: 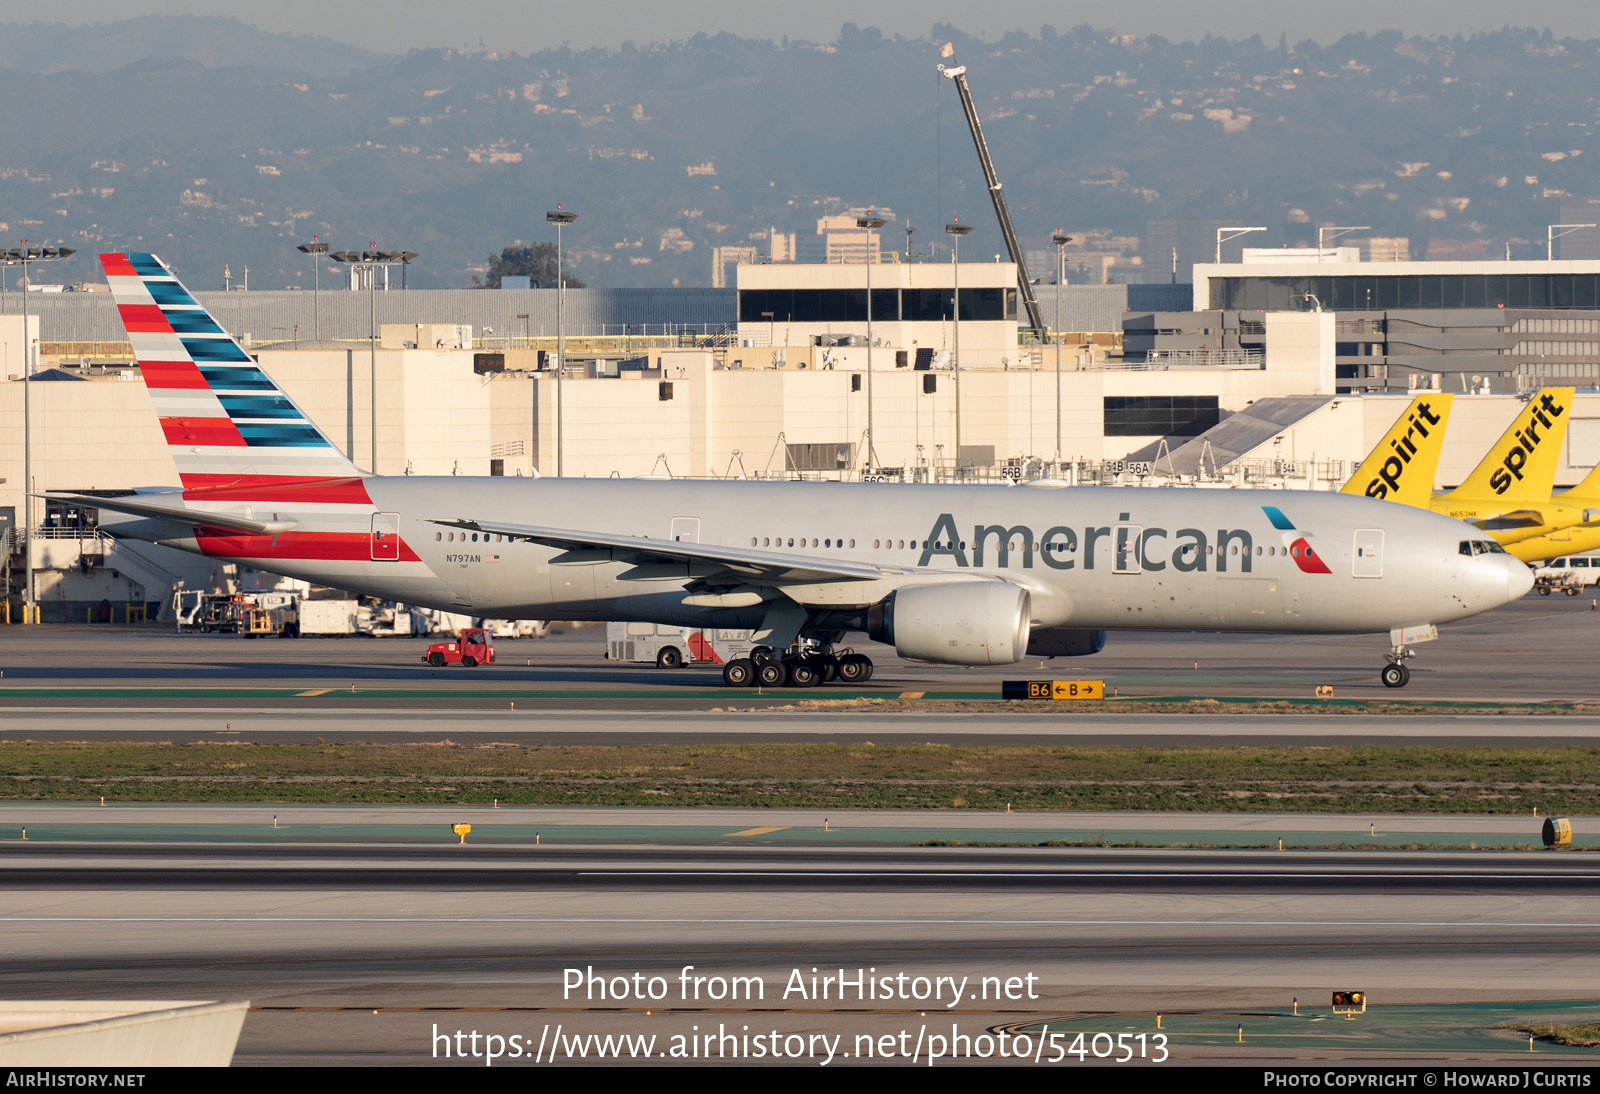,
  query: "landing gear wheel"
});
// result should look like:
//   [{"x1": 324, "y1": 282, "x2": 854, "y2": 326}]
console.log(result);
[
  {"x1": 722, "y1": 658, "x2": 755, "y2": 688},
  {"x1": 755, "y1": 661, "x2": 787, "y2": 687},
  {"x1": 837, "y1": 654, "x2": 872, "y2": 684},
  {"x1": 1381, "y1": 663, "x2": 1409, "y2": 688},
  {"x1": 750, "y1": 646, "x2": 777, "y2": 666},
  {"x1": 815, "y1": 655, "x2": 840, "y2": 683},
  {"x1": 785, "y1": 660, "x2": 820, "y2": 688},
  {"x1": 656, "y1": 646, "x2": 684, "y2": 669},
  {"x1": 428, "y1": 652, "x2": 445, "y2": 667},
  {"x1": 461, "y1": 656, "x2": 477, "y2": 668}
]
